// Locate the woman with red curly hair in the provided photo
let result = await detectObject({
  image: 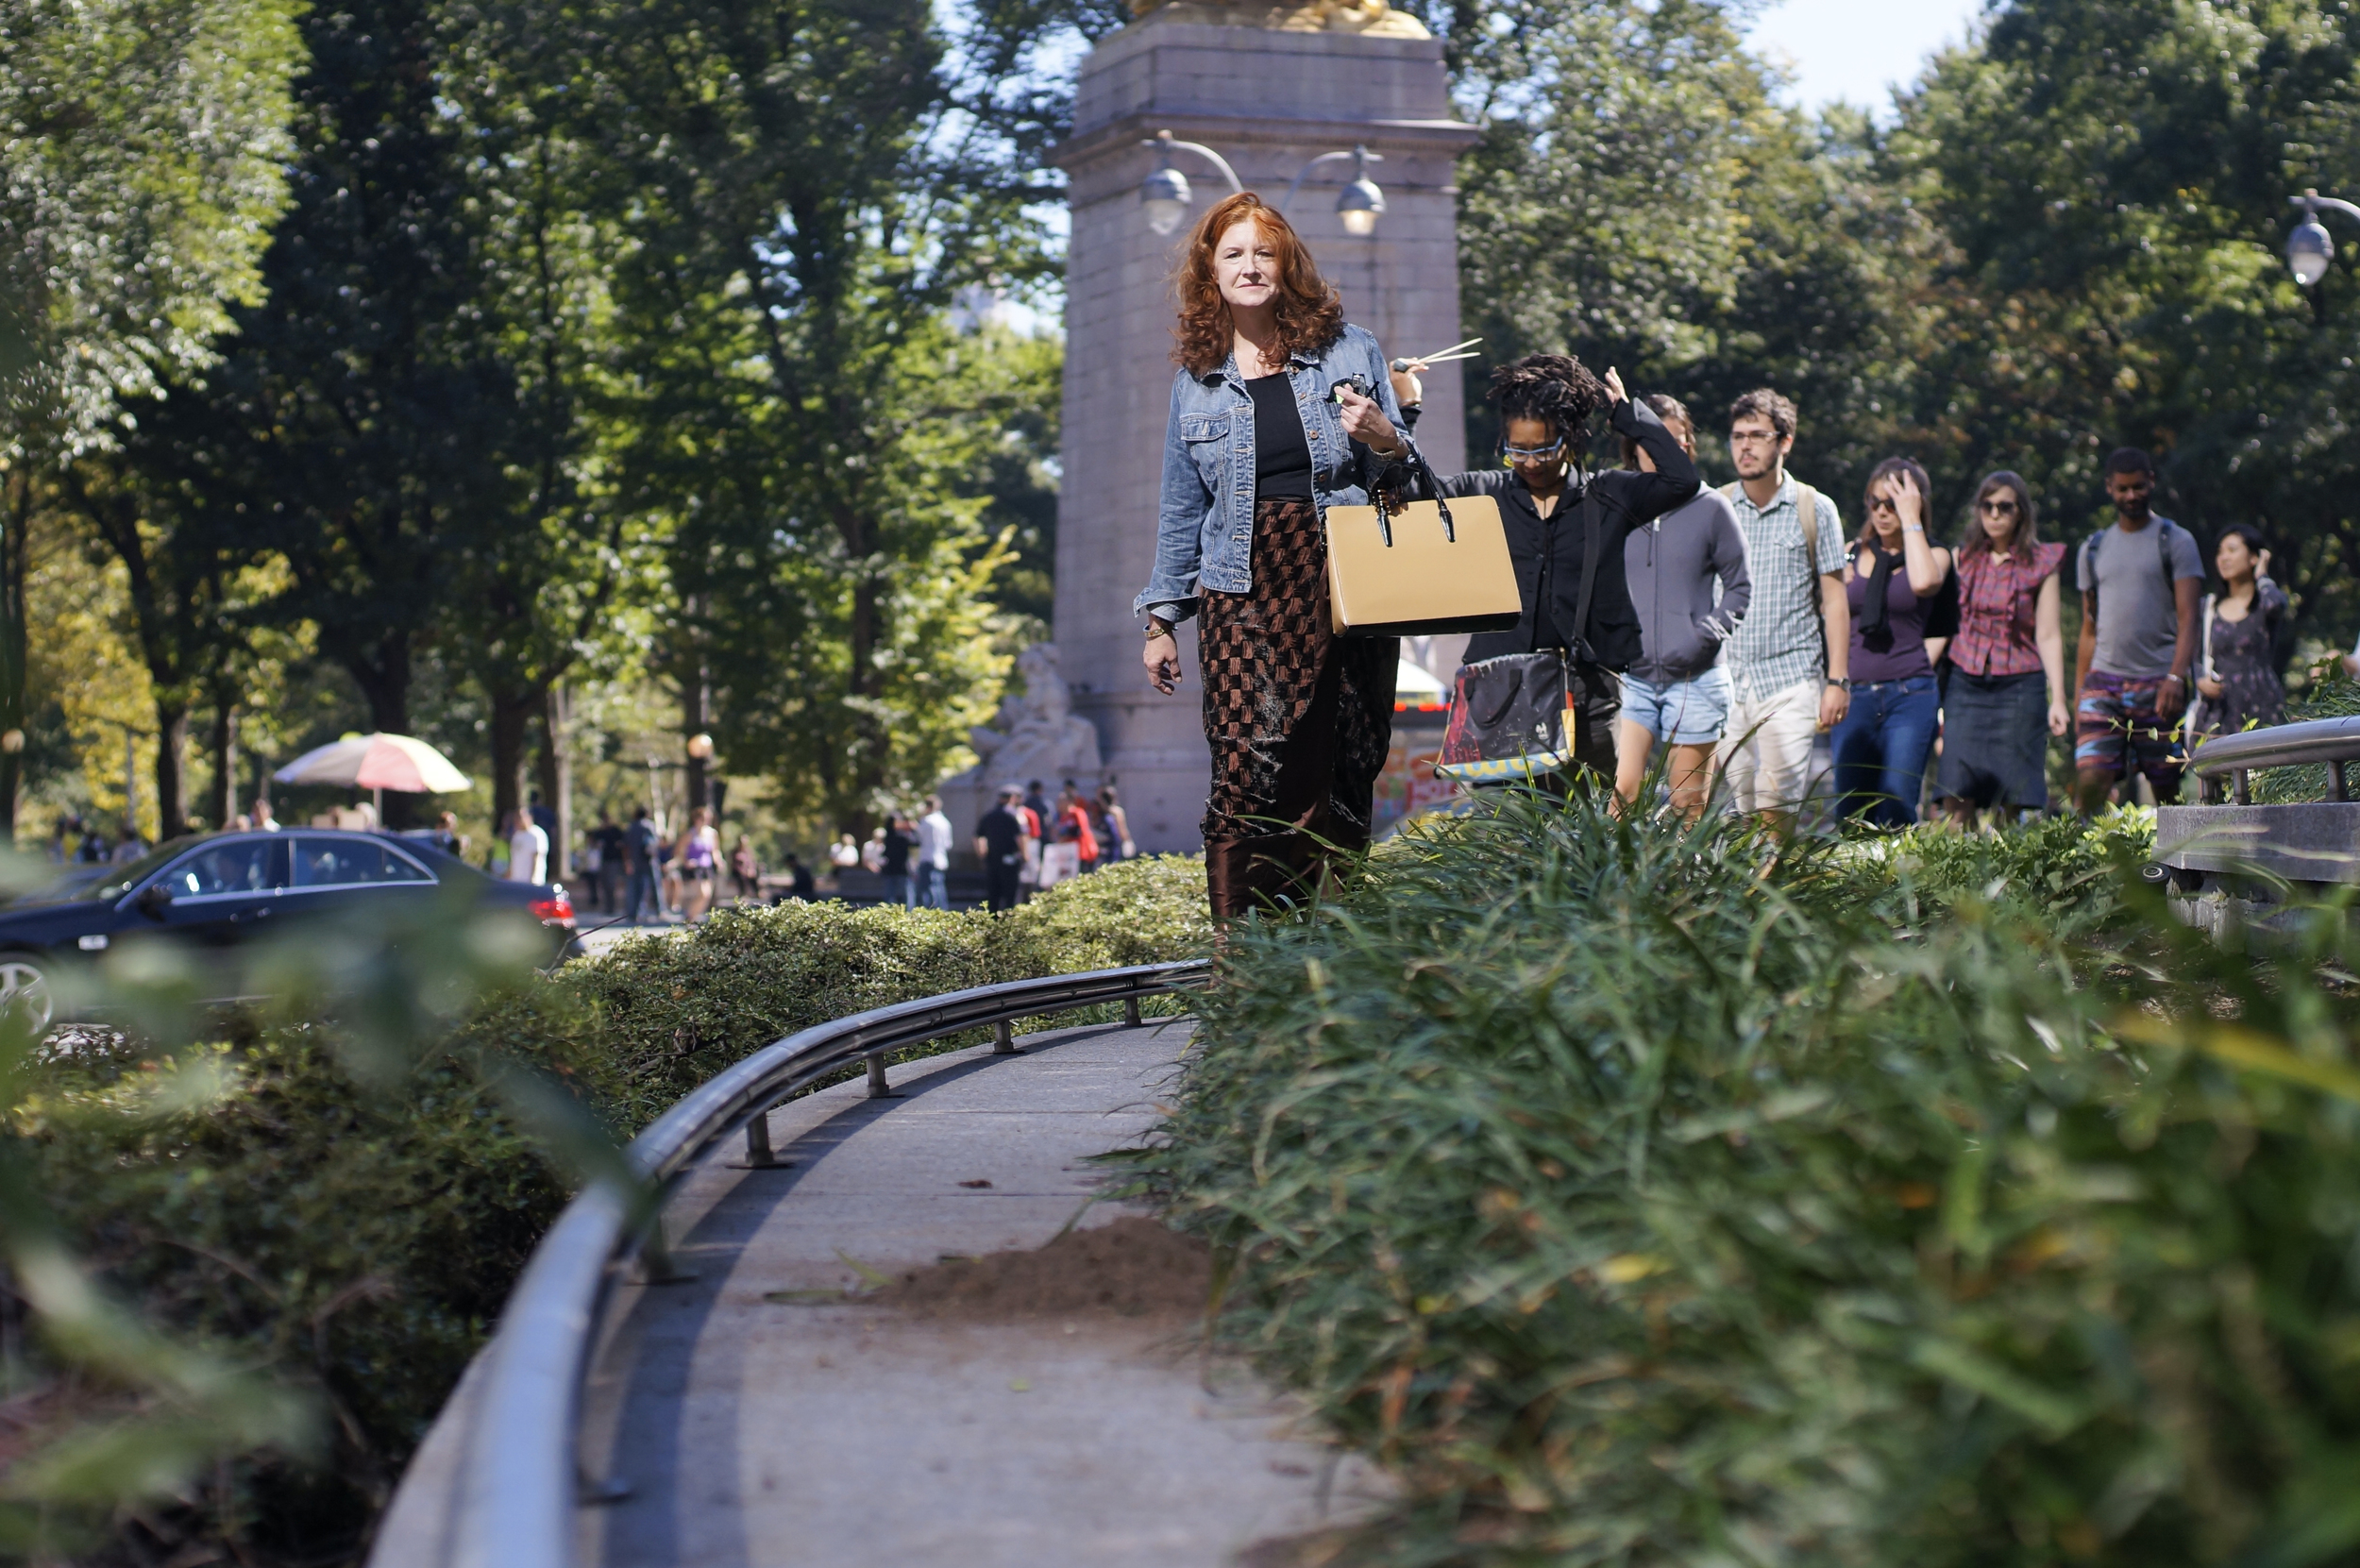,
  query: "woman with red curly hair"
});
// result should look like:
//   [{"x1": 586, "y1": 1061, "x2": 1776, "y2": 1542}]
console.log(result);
[{"x1": 1136, "y1": 193, "x2": 1411, "y2": 919}]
